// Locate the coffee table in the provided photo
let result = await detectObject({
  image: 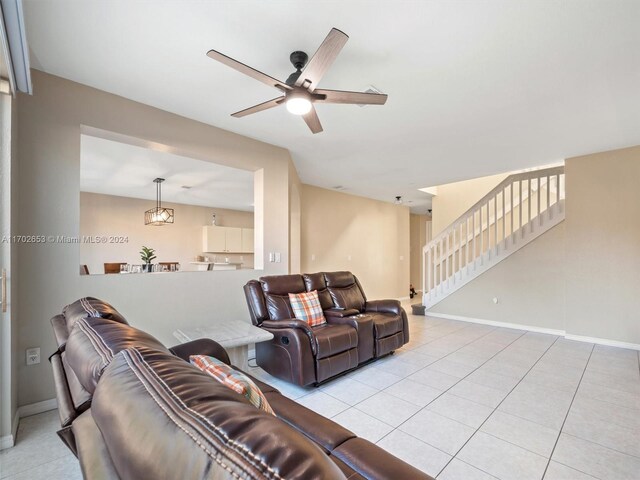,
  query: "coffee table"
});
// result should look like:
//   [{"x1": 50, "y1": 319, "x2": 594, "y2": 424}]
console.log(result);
[{"x1": 173, "y1": 320, "x2": 273, "y2": 370}]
